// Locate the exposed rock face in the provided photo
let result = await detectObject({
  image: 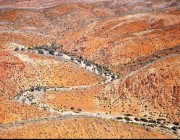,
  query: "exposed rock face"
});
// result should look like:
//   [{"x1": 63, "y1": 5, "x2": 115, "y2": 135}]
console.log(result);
[{"x1": 0, "y1": 0, "x2": 179, "y2": 139}]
